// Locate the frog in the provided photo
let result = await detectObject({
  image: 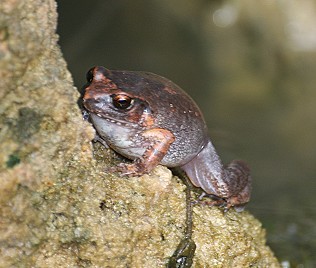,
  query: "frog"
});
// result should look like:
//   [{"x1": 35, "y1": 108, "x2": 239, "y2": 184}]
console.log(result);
[{"x1": 83, "y1": 66, "x2": 251, "y2": 209}]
